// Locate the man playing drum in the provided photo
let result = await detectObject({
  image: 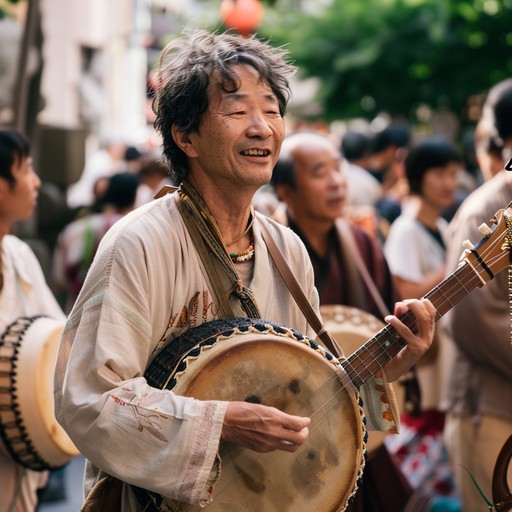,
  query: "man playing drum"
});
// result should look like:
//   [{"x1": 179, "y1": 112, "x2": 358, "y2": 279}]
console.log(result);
[
  {"x1": 0, "y1": 129, "x2": 67, "y2": 511},
  {"x1": 54, "y1": 29, "x2": 436, "y2": 511}
]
